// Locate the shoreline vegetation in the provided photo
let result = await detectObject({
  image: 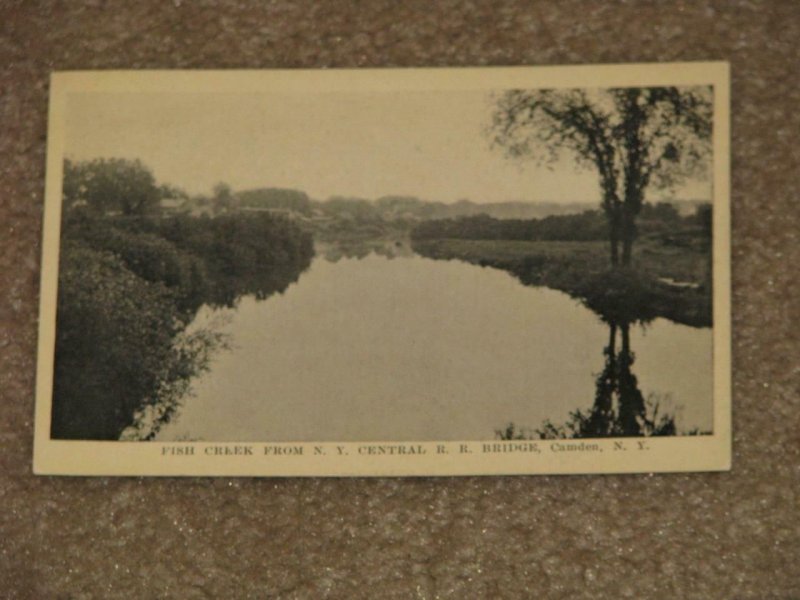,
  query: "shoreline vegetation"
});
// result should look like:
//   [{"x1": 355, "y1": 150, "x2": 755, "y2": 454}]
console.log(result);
[
  {"x1": 408, "y1": 210, "x2": 712, "y2": 439},
  {"x1": 53, "y1": 168, "x2": 314, "y2": 440},
  {"x1": 53, "y1": 157, "x2": 712, "y2": 441},
  {"x1": 410, "y1": 236, "x2": 711, "y2": 328},
  {"x1": 409, "y1": 207, "x2": 712, "y2": 328},
  {"x1": 54, "y1": 211, "x2": 314, "y2": 440}
]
